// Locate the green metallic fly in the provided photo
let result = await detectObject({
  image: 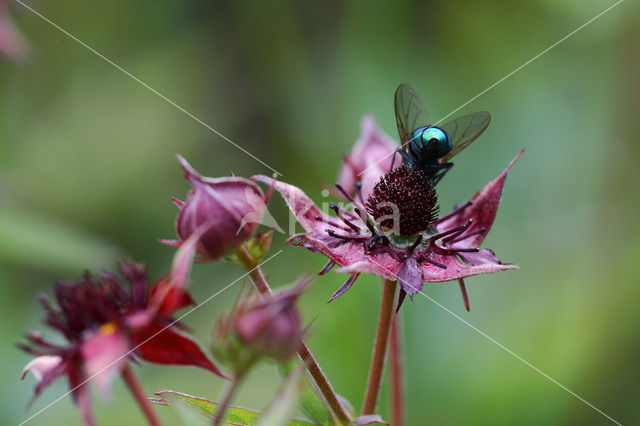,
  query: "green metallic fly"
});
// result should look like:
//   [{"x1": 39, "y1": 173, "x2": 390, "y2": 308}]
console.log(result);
[{"x1": 393, "y1": 83, "x2": 491, "y2": 185}]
